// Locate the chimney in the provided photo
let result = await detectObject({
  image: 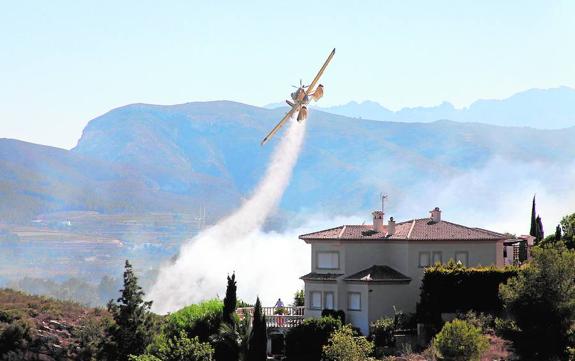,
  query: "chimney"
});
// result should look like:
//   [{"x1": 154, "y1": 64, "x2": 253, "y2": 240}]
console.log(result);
[
  {"x1": 387, "y1": 217, "x2": 396, "y2": 236},
  {"x1": 430, "y1": 207, "x2": 442, "y2": 223},
  {"x1": 372, "y1": 211, "x2": 384, "y2": 233}
]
